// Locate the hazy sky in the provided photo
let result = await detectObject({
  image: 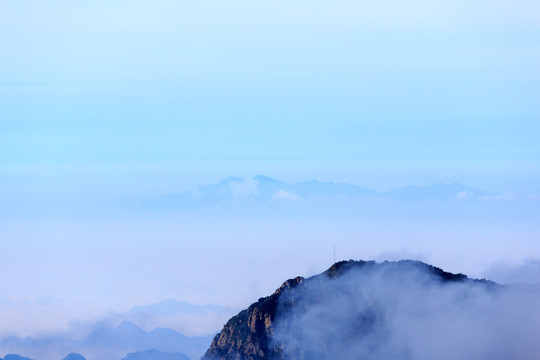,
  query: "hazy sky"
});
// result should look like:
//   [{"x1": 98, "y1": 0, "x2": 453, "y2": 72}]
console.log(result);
[
  {"x1": 2, "y1": 1, "x2": 539, "y2": 186},
  {"x1": 1, "y1": 0, "x2": 539, "y2": 338}
]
